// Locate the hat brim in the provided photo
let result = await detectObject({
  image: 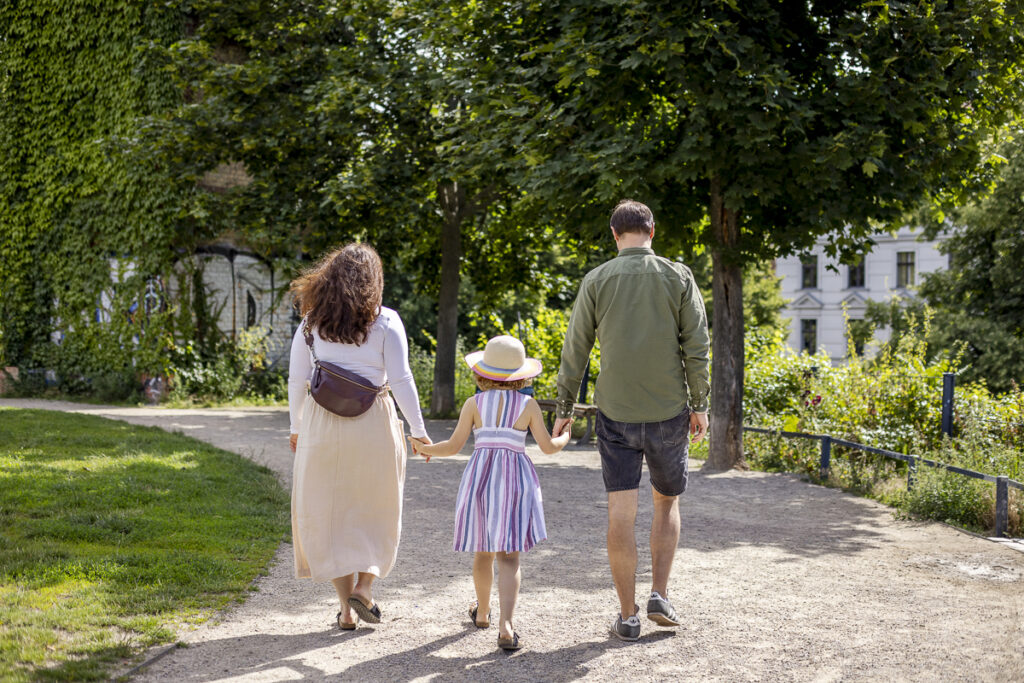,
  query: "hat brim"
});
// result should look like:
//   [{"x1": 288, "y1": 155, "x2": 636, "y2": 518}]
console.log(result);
[{"x1": 464, "y1": 351, "x2": 543, "y2": 381}]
